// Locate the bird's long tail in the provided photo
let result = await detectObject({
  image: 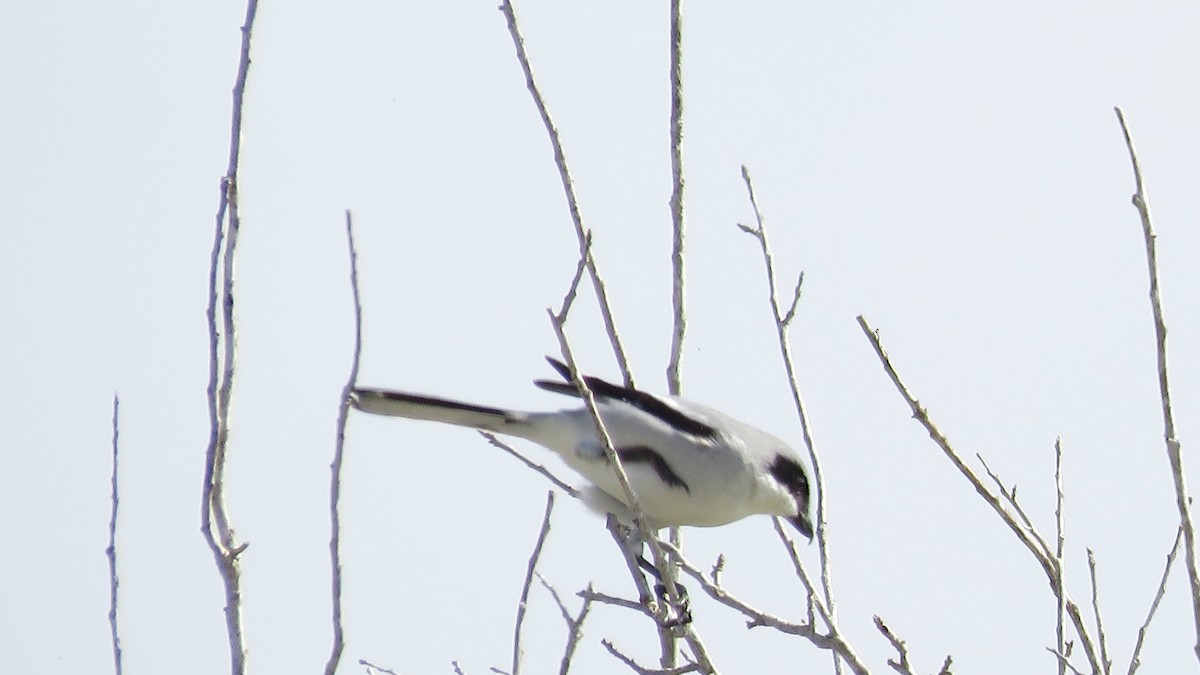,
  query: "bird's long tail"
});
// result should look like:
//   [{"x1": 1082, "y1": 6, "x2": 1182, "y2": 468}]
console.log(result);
[{"x1": 351, "y1": 388, "x2": 524, "y2": 432}]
